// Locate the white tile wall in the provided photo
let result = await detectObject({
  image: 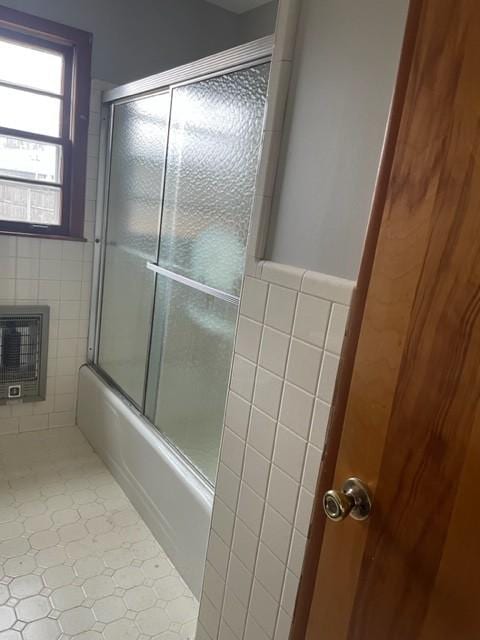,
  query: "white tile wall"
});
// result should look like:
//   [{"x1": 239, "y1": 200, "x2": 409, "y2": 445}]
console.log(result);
[
  {"x1": 0, "y1": 79, "x2": 112, "y2": 435},
  {"x1": 196, "y1": 261, "x2": 354, "y2": 640}
]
